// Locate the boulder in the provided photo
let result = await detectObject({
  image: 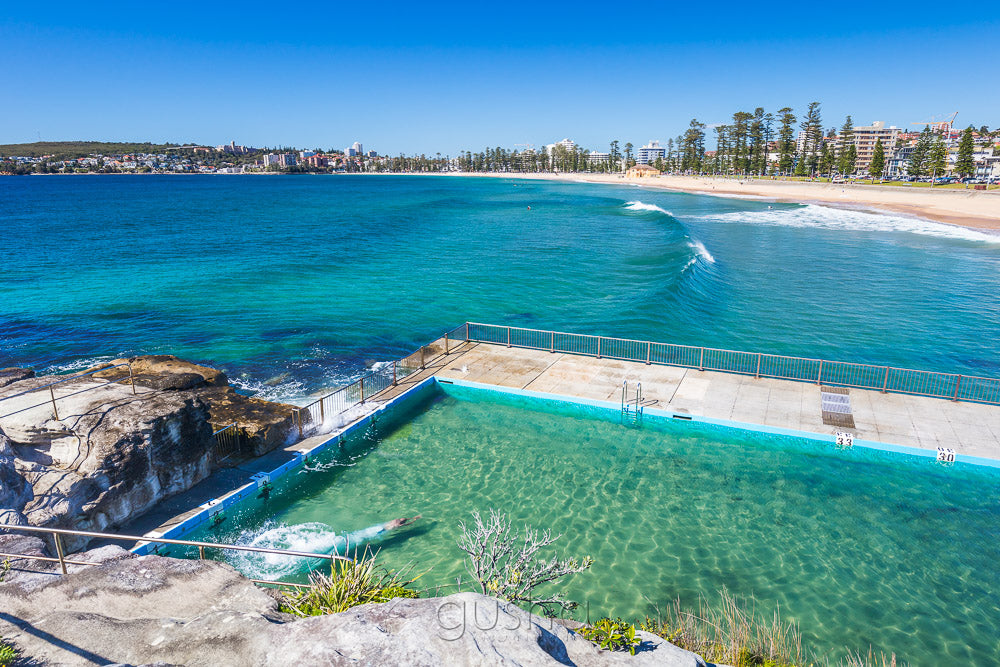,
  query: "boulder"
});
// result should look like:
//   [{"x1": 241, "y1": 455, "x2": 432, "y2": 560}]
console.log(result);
[
  {"x1": 0, "y1": 367, "x2": 34, "y2": 389},
  {"x1": 0, "y1": 554, "x2": 707, "y2": 667},
  {"x1": 92, "y1": 355, "x2": 228, "y2": 389}
]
